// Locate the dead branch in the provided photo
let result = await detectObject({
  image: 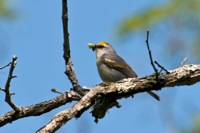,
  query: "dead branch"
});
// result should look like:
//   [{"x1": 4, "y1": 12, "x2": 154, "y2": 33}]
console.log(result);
[
  {"x1": 62, "y1": 0, "x2": 85, "y2": 96},
  {"x1": 145, "y1": 31, "x2": 159, "y2": 81},
  {"x1": 37, "y1": 64, "x2": 200, "y2": 132},
  {"x1": 3, "y1": 56, "x2": 19, "y2": 112},
  {"x1": 0, "y1": 90, "x2": 81, "y2": 127}
]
